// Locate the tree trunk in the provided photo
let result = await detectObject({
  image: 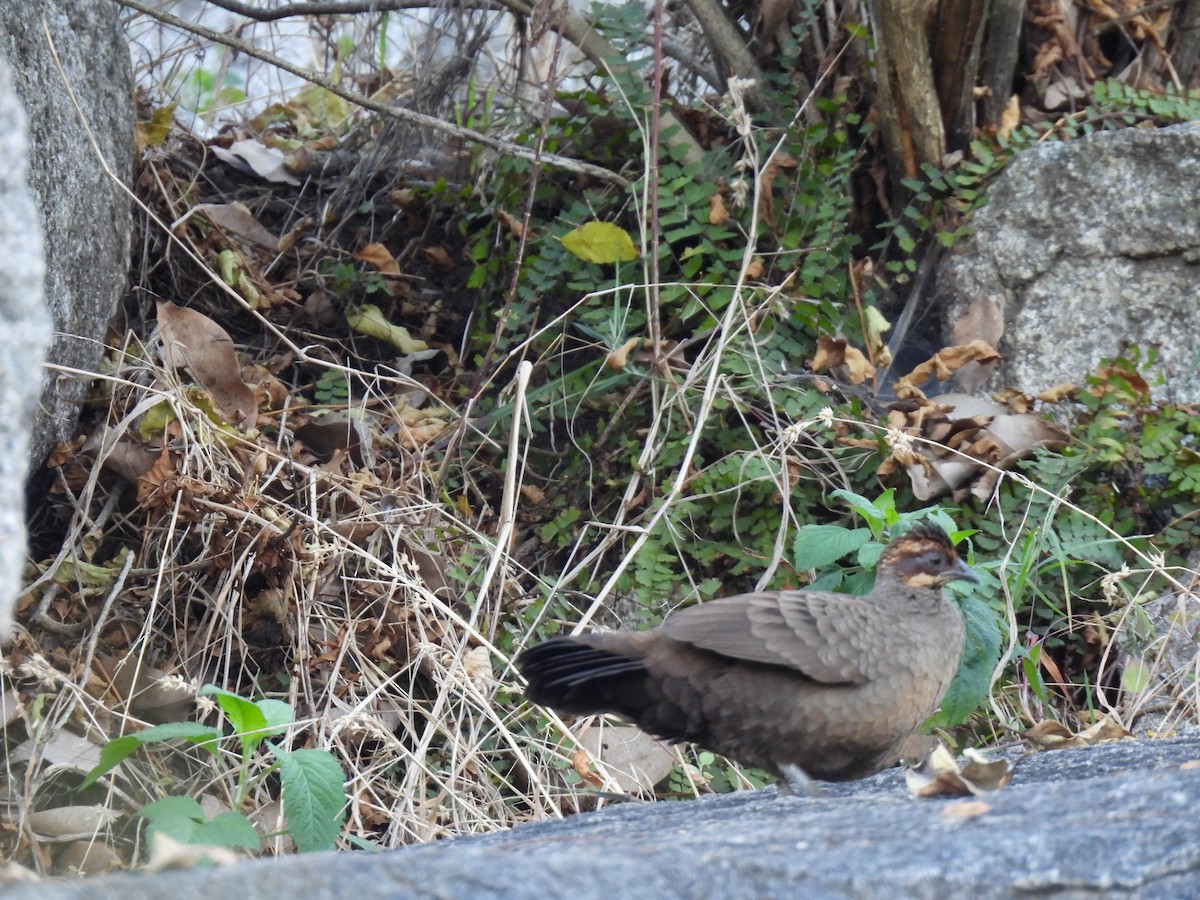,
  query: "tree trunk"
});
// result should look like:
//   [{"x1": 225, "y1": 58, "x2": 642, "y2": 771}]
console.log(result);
[
  {"x1": 979, "y1": 0, "x2": 1025, "y2": 126},
  {"x1": 870, "y1": 0, "x2": 946, "y2": 185}
]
